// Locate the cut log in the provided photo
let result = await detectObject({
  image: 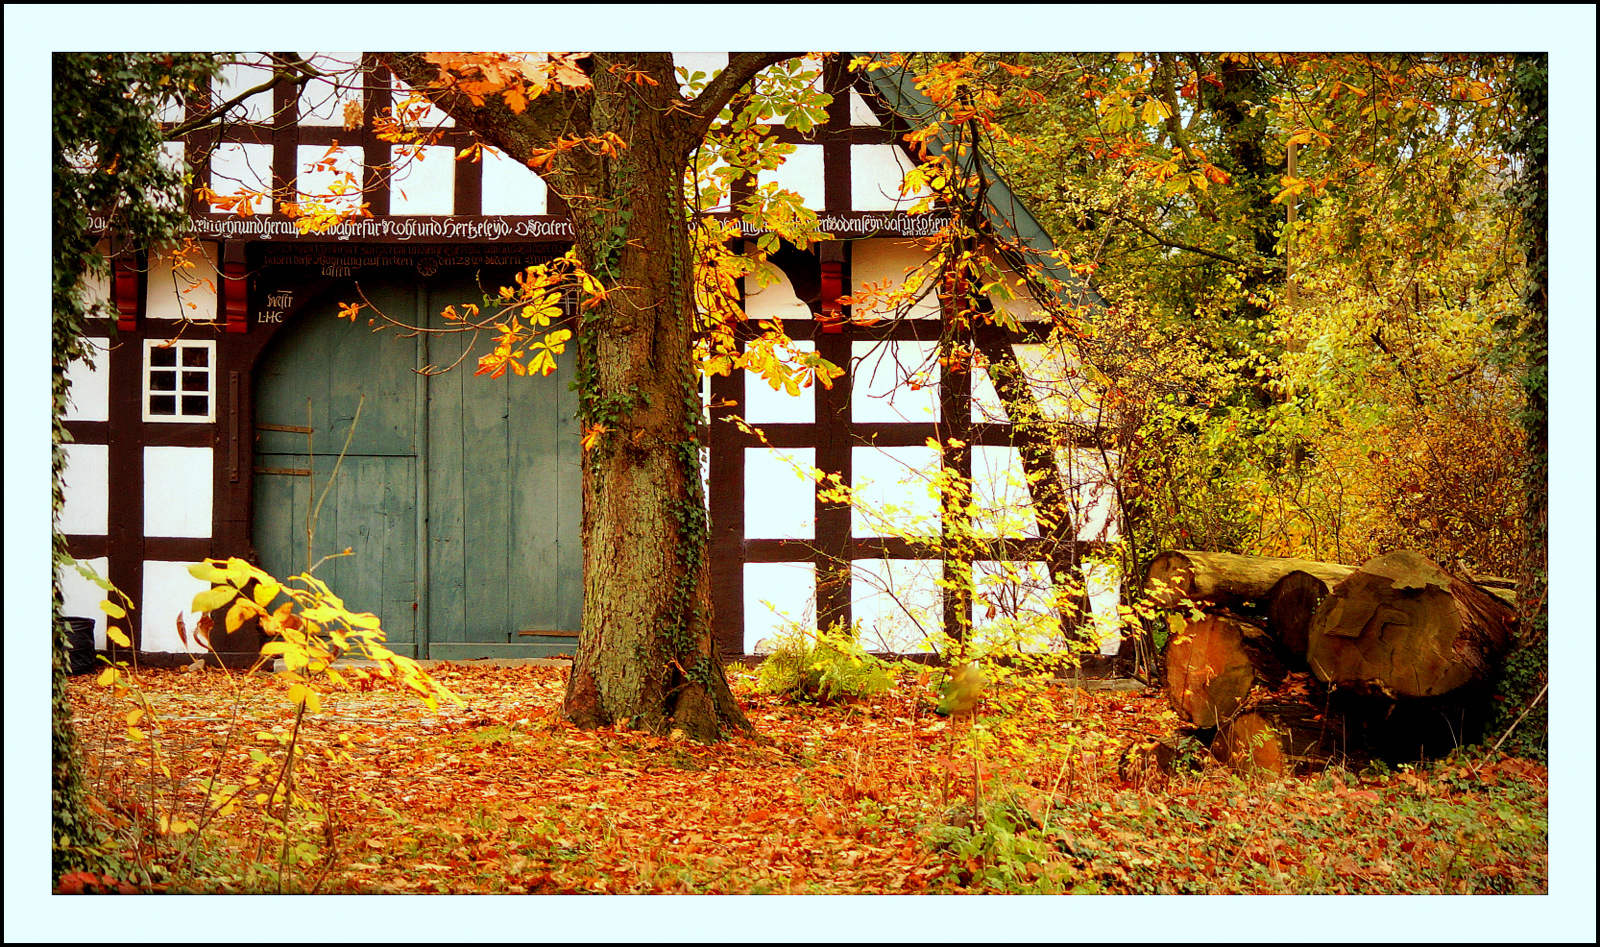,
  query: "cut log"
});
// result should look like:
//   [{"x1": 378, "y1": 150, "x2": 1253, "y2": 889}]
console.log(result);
[
  {"x1": 1144, "y1": 550, "x2": 1355, "y2": 613},
  {"x1": 1306, "y1": 550, "x2": 1517, "y2": 699},
  {"x1": 1265, "y1": 570, "x2": 1336, "y2": 663},
  {"x1": 1145, "y1": 548, "x2": 1516, "y2": 612},
  {"x1": 1162, "y1": 613, "x2": 1263, "y2": 727},
  {"x1": 1211, "y1": 702, "x2": 1351, "y2": 779}
]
